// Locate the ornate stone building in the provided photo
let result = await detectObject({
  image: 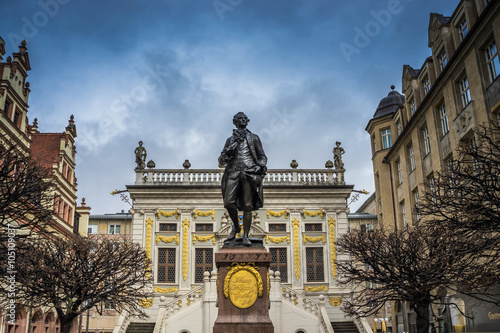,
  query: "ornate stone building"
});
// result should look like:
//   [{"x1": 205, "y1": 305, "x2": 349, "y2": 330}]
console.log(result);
[
  {"x1": 110, "y1": 147, "x2": 373, "y2": 333},
  {"x1": 366, "y1": 0, "x2": 500, "y2": 332},
  {"x1": 0, "y1": 37, "x2": 89, "y2": 333}
]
